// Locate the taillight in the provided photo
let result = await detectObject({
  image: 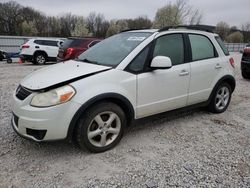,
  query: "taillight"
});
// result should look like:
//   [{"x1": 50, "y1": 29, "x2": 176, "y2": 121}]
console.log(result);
[
  {"x1": 22, "y1": 44, "x2": 30, "y2": 49},
  {"x1": 229, "y1": 57, "x2": 235, "y2": 68},
  {"x1": 66, "y1": 48, "x2": 74, "y2": 55}
]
